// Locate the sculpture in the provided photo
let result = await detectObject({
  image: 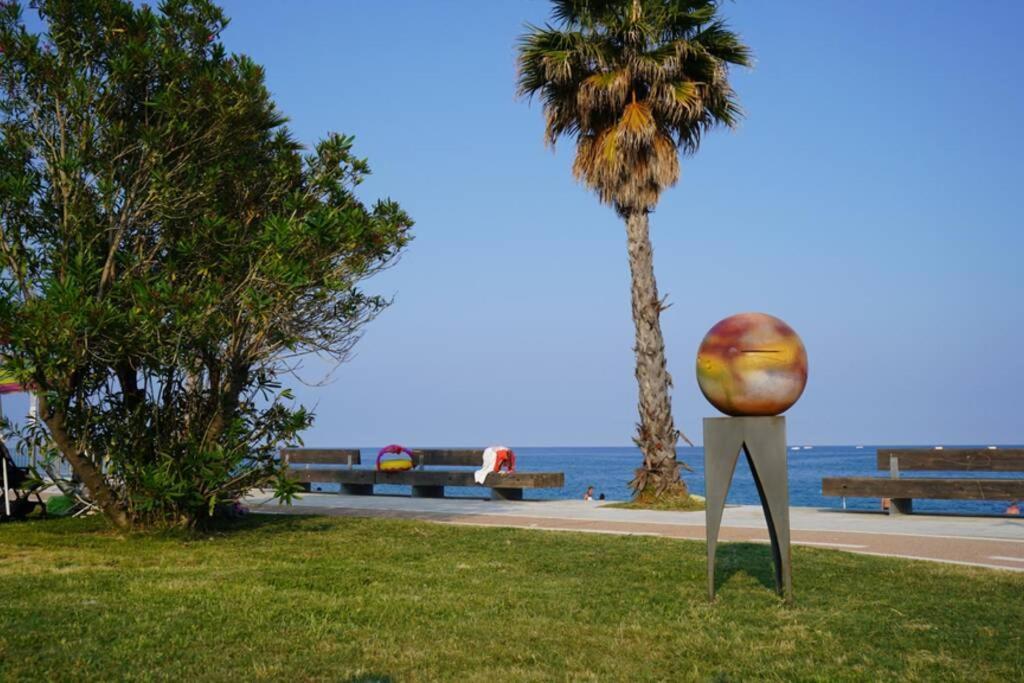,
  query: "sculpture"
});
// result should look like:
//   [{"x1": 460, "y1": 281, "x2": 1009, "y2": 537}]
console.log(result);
[
  {"x1": 699, "y1": 313, "x2": 807, "y2": 604},
  {"x1": 696, "y1": 312, "x2": 807, "y2": 417}
]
